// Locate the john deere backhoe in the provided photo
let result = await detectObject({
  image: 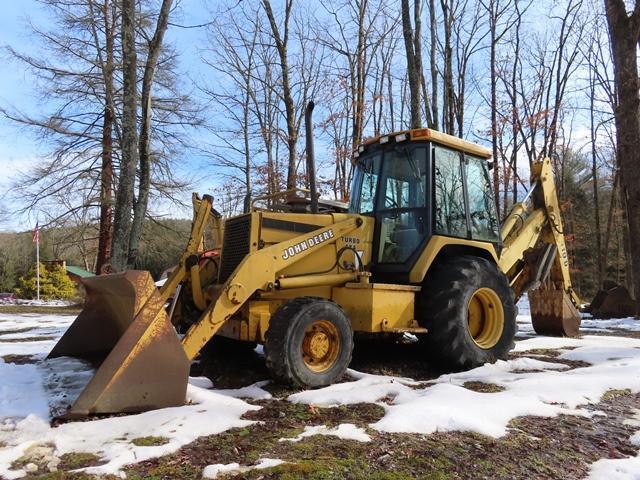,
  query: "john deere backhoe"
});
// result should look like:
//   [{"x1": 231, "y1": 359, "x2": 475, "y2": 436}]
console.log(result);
[{"x1": 49, "y1": 103, "x2": 581, "y2": 417}]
